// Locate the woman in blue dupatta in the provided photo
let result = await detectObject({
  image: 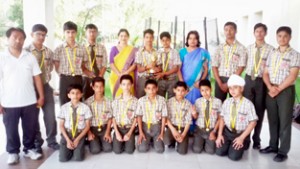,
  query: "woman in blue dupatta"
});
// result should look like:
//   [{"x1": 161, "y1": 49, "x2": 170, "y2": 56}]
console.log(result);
[{"x1": 178, "y1": 30, "x2": 211, "y2": 104}]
